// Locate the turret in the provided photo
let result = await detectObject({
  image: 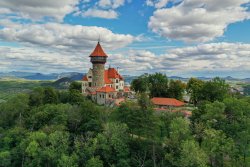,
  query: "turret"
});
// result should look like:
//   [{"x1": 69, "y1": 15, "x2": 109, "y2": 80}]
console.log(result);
[{"x1": 89, "y1": 42, "x2": 107, "y2": 87}]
